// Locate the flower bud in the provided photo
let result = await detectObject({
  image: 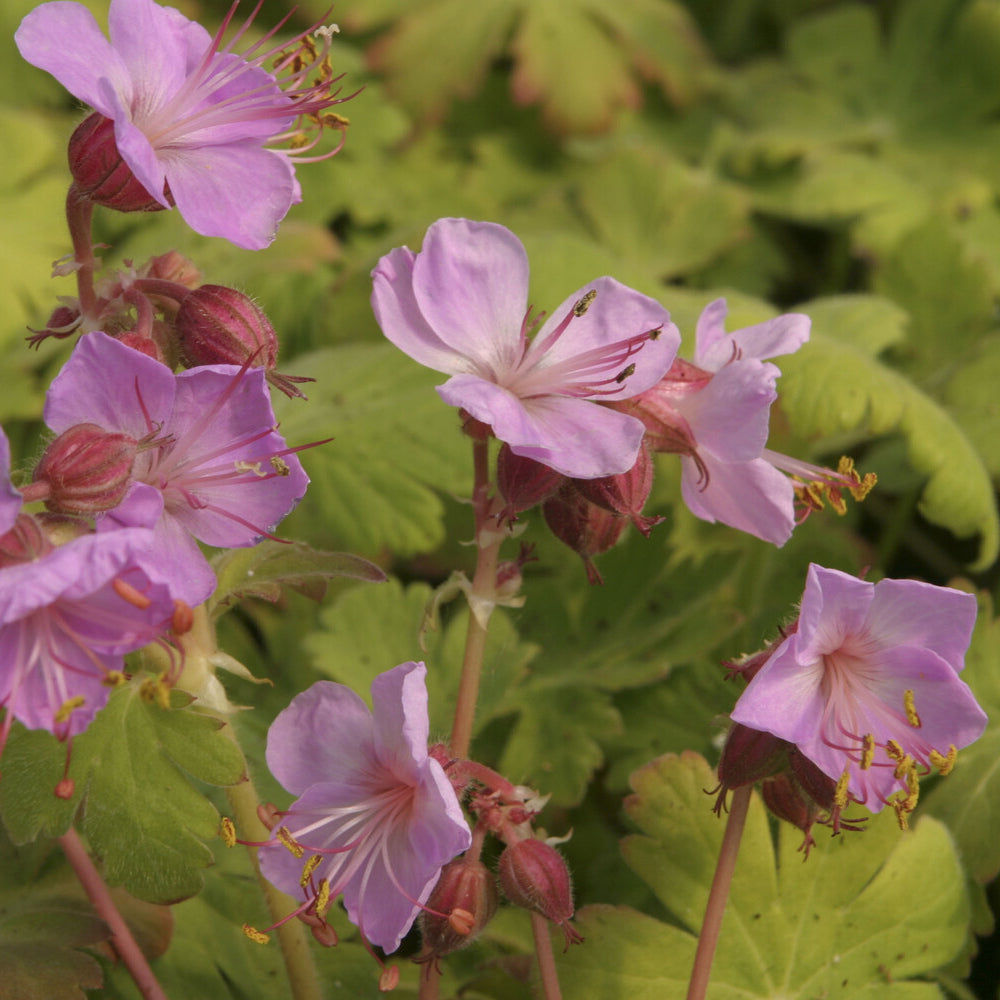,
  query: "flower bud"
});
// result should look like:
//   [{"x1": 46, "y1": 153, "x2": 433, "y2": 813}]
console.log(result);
[
  {"x1": 175, "y1": 285, "x2": 312, "y2": 398},
  {"x1": 542, "y1": 488, "x2": 626, "y2": 585},
  {"x1": 575, "y1": 443, "x2": 663, "y2": 537},
  {"x1": 68, "y1": 112, "x2": 166, "y2": 213},
  {"x1": 27, "y1": 303, "x2": 83, "y2": 348},
  {"x1": 420, "y1": 857, "x2": 498, "y2": 958},
  {"x1": 497, "y1": 839, "x2": 582, "y2": 947},
  {"x1": 139, "y1": 250, "x2": 202, "y2": 291},
  {"x1": 760, "y1": 773, "x2": 820, "y2": 855},
  {"x1": 33, "y1": 423, "x2": 137, "y2": 514},
  {"x1": 717, "y1": 723, "x2": 790, "y2": 795},
  {"x1": 0, "y1": 513, "x2": 53, "y2": 568},
  {"x1": 497, "y1": 445, "x2": 564, "y2": 520}
]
